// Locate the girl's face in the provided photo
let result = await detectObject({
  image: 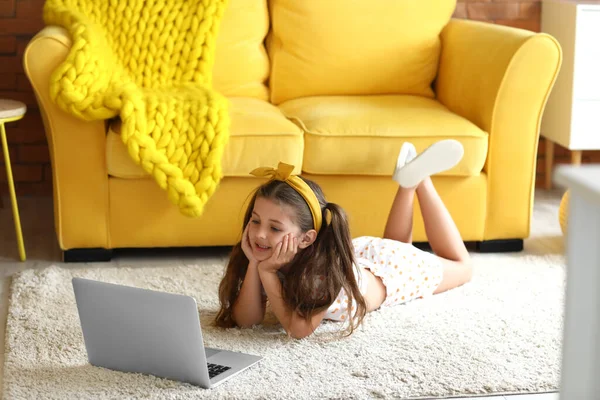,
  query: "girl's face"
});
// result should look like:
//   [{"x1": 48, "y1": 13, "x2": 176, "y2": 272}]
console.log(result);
[{"x1": 248, "y1": 197, "x2": 303, "y2": 262}]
